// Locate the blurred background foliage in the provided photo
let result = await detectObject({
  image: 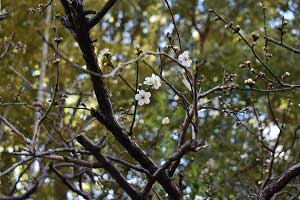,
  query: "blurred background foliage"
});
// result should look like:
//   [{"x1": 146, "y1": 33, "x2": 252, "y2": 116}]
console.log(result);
[{"x1": 0, "y1": 0, "x2": 300, "y2": 199}]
